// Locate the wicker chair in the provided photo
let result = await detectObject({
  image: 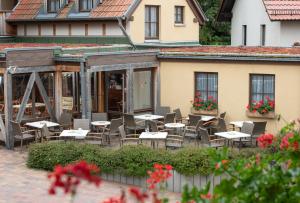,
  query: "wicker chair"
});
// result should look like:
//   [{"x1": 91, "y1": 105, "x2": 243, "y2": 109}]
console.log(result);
[
  {"x1": 173, "y1": 108, "x2": 183, "y2": 123},
  {"x1": 157, "y1": 113, "x2": 176, "y2": 130},
  {"x1": 92, "y1": 113, "x2": 108, "y2": 121},
  {"x1": 183, "y1": 120, "x2": 203, "y2": 143},
  {"x1": 103, "y1": 118, "x2": 123, "y2": 144},
  {"x1": 220, "y1": 112, "x2": 226, "y2": 119},
  {"x1": 188, "y1": 114, "x2": 202, "y2": 126},
  {"x1": 199, "y1": 127, "x2": 224, "y2": 149},
  {"x1": 73, "y1": 119, "x2": 90, "y2": 130},
  {"x1": 41, "y1": 124, "x2": 61, "y2": 142},
  {"x1": 10, "y1": 121, "x2": 36, "y2": 150},
  {"x1": 58, "y1": 111, "x2": 72, "y2": 130},
  {"x1": 253, "y1": 121, "x2": 267, "y2": 146},
  {"x1": 155, "y1": 106, "x2": 171, "y2": 116},
  {"x1": 124, "y1": 114, "x2": 145, "y2": 134},
  {"x1": 233, "y1": 122, "x2": 255, "y2": 147},
  {"x1": 118, "y1": 125, "x2": 139, "y2": 146},
  {"x1": 165, "y1": 134, "x2": 184, "y2": 149}
]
